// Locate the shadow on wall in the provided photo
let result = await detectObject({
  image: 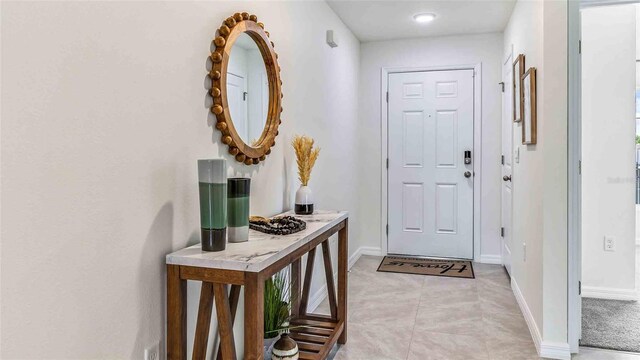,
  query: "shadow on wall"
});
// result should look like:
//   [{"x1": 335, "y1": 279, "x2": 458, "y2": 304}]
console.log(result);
[{"x1": 130, "y1": 202, "x2": 177, "y2": 359}]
